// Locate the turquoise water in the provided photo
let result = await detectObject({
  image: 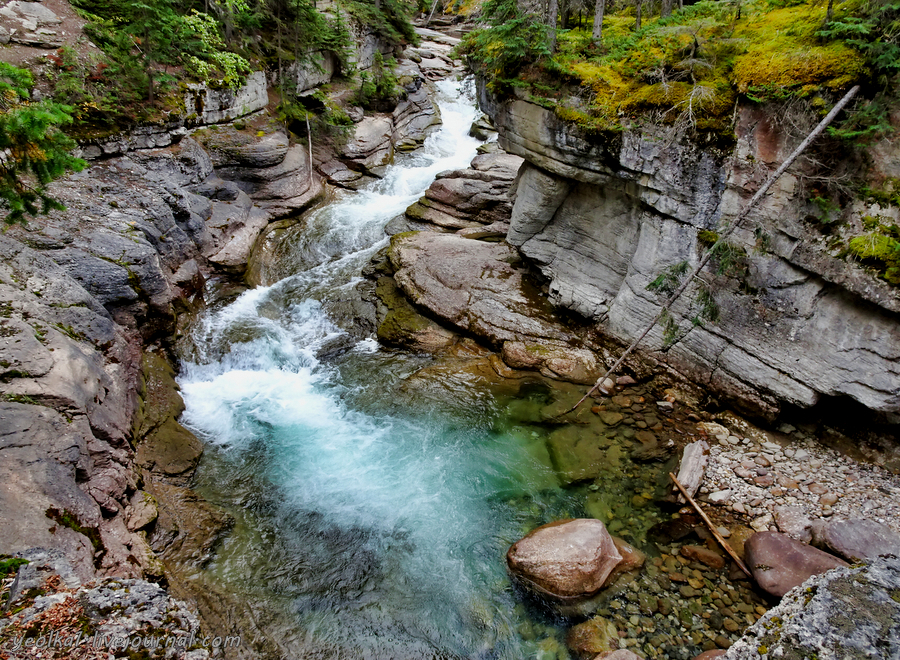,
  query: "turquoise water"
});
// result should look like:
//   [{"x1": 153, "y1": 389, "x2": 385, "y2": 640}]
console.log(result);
[{"x1": 177, "y1": 79, "x2": 590, "y2": 658}]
